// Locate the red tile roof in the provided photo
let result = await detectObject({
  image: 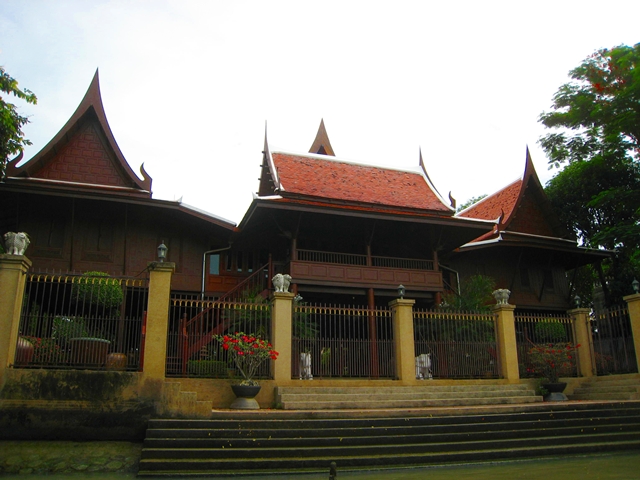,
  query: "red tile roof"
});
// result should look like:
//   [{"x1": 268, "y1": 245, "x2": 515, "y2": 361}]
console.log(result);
[
  {"x1": 457, "y1": 179, "x2": 522, "y2": 222},
  {"x1": 271, "y1": 152, "x2": 452, "y2": 213}
]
